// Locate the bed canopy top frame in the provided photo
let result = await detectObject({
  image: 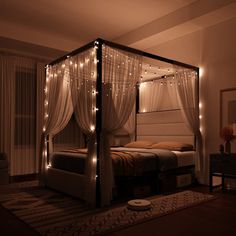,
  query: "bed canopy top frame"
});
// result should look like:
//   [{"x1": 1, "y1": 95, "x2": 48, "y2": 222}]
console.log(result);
[{"x1": 43, "y1": 38, "x2": 200, "y2": 207}]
